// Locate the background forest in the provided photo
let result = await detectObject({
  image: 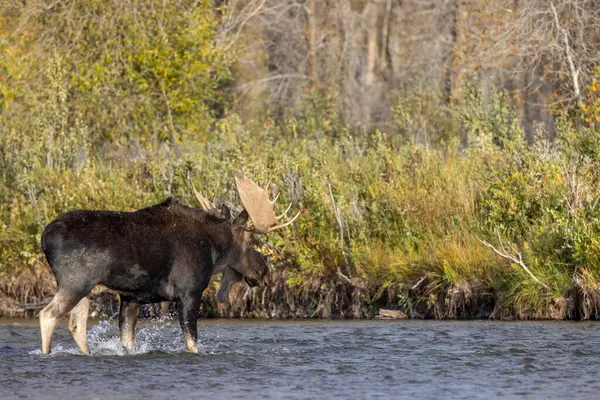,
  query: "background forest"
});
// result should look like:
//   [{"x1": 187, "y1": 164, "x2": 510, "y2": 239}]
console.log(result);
[{"x1": 2, "y1": 0, "x2": 600, "y2": 319}]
